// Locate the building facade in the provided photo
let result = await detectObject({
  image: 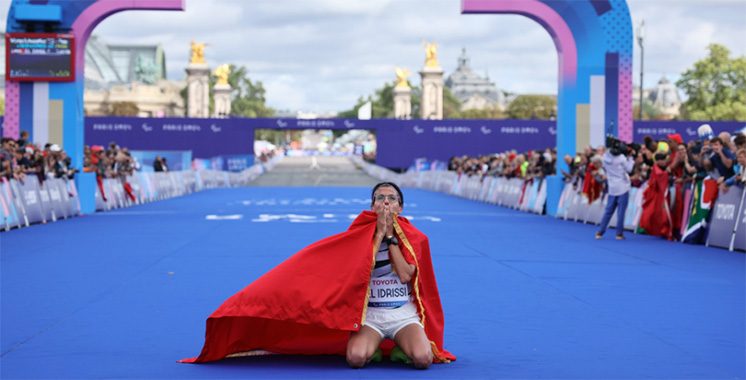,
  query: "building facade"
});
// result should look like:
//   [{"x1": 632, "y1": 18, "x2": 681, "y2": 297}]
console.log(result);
[
  {"x1": 84, "y1": 36, "x2": 184, "y2": 117},
  {"x1": 445, "y1": 48, "x2": 505, "y2": 111}
]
